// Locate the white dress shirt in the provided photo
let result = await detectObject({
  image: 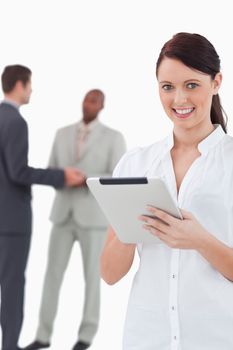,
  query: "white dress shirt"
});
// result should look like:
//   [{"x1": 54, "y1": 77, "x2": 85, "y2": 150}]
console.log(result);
[
  {"x1": 2, "y1": 99, "x2": 19, "y2": 110},
  {"x1": 113, "y1": 125, "x2": 233, "y2": 350}
]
